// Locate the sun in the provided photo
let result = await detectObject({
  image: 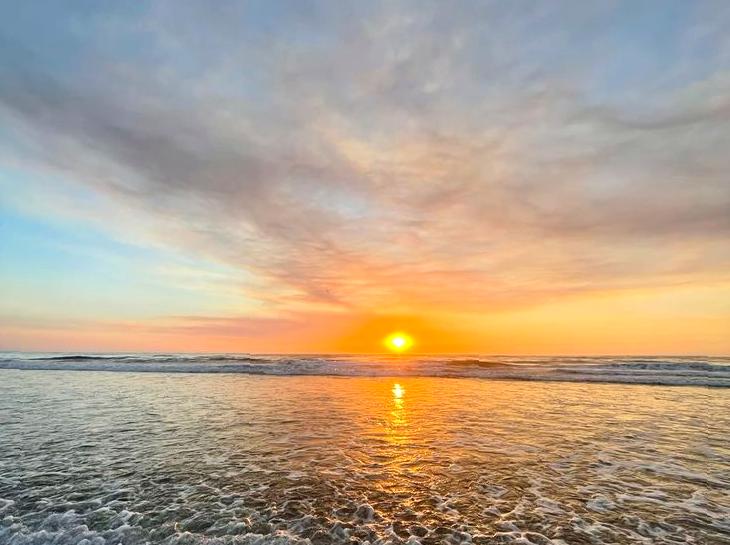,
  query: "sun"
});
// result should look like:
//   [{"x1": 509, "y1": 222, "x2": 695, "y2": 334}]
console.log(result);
[{"x1": 384, "y1": 332, "x2": 414, "y2": 353}]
